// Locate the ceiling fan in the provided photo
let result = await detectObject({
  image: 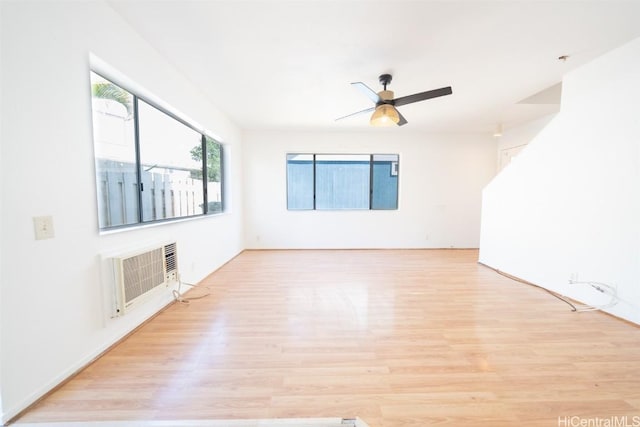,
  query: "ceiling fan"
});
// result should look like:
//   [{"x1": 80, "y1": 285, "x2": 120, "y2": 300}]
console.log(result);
[{"x1": 336, "y1": 74, "x2": 452, "y2": 127}]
